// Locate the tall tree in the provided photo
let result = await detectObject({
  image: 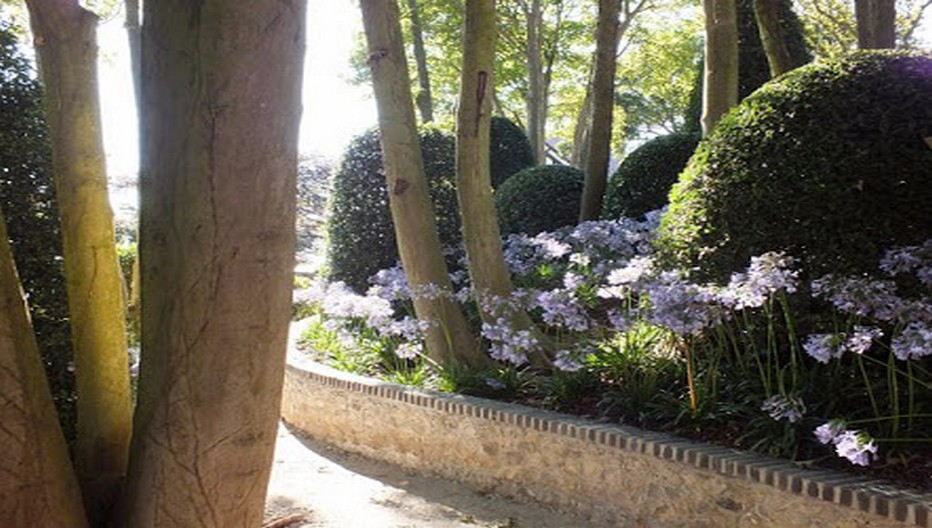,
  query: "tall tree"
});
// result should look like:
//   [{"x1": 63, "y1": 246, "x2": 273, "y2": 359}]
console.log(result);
[
  {"x1": 522, "y1": 0, "x2": 546, "y2": 162},
  {"x1": 570, "y1": 0, "x2": 651, "y2": 168},
  {"x1": 115, "y1": 0, "x2": 307, "y2": 524},
  {"x1": 753, "y1": 0, "x2": 796, "y2": 75},
  {"x1": 406, "y1": 0, "x2": 435, "y2": 123},
  {"x1": 0, "y1": 207, "x2": 88, "y2": 528},
  {"x1": 855, "y1": 0, "x2": 897, "y2": 48},
  {"x1": 23, "y1": 0, "x2": 132, "y2": 517},
  {"x1": 457, "y1": 0, "x2": 549, "y2": 366},
  {"x1": 579, "y1": 0, "x2": 621, "y2": 221},
  {"x1": 359, "y1": 0, "x2": 486, "y2": 367},
  {"x1": 701, "y1": 0, "x2": 739, "y2": 135}
]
